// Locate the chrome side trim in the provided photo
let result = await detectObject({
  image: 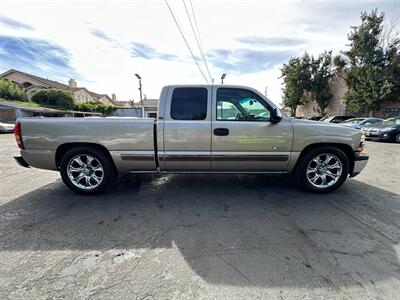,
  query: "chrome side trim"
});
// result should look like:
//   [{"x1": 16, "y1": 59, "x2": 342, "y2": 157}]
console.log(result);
[
  {"x1": 159, "y1": 154, "x2": 289, "y2": 162},
  {"x1": 212, "y1": 155, "x2": 288, "y2": 162},
  {"x1": 120, "y1": 154, "x2": 154, "y2": 161},
  {"x1": 128, "y1": 170, "x2": 287, "y2": 174},
  {"x1": 160, "y1": 154, "x2": 211, "y2": 162},
  {"x1": 128, "y1": 171, "x2": 159, "y2": 174}
]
